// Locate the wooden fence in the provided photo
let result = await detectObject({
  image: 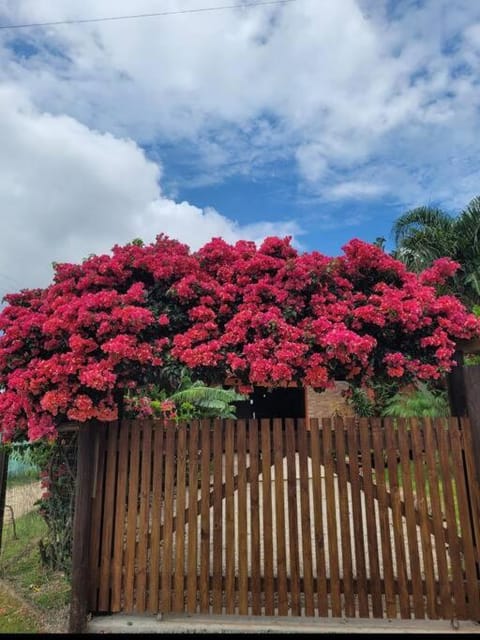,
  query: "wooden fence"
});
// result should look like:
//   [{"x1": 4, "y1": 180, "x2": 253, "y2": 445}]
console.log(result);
[{"x1": 86, "y1": 417, "x2": 480, "y2": 621}]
